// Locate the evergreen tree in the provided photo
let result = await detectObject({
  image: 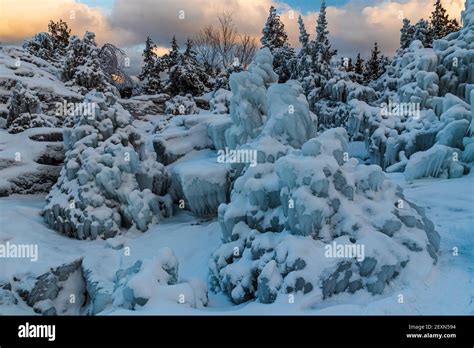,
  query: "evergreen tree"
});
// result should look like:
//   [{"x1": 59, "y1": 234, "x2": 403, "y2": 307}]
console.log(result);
[
  {"x1": 168, "y1": 36, "x2": 180, "y2": 72},
  {"x1": 261, "y1": 6, "x2": 288, "y2": 48},
  {"x1": 429, "y1": 0, "x2": 461, "y2": 42},
  {"x1": 347, "y1": 57, "x2": 353, "y2": 71},
  {"x1": 167, "y1": 38, "x2": 210, "y2": 96},
  {"x1": 24, "y1": 19, "x2": 71, "y2": 63},
  {"x1": 48, "y1": 19, "x2": 71, "y2": 54},
  {"x1": 365, "y1": 42, "x2": 382, "y2": 81},
  {"x1": 354, "y1": 53, "x2": 364, "y2": 75},
  {"x1": 413, "y1": 19, "x2": 430, "y2": 47},
  {"x1": 311, "y1": 0, "x2": 336, "y2": 75},
  {"x1": 139, "y1": 36, "x2": 157, "y2": 81},
  {"x1": 138, "y1": 36, "x2": 162, "y2": 94},
  {"x1": 62, "y1": 32, "x2": 110, "y2": 92},
  {"x1": 298, "y1": 15, "x2": 310, "y2": 54},
  {"x1": 261, "y1": 6, "x2": 295, "y2": 82},
  {"x1": 400, "y1": 18, "x2": 415, "y2": 49}
]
